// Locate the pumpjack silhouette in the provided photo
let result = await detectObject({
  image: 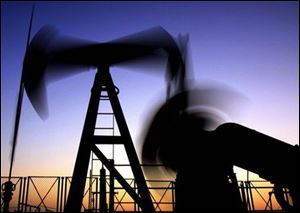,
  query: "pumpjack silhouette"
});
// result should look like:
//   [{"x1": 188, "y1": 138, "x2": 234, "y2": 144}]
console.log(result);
[
  {"x1": 2, "y1": 25, "x2": 299, "y2": 212},
  {"x1": 142, "y1": 89, "x2": 299, "y2": 212}
]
